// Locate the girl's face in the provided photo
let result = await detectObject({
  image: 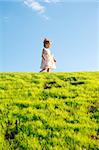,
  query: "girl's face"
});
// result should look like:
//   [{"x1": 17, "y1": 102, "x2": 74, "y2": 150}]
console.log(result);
[{"x1": 44, "y1": 41, "x2": 51, "y2": 48}]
